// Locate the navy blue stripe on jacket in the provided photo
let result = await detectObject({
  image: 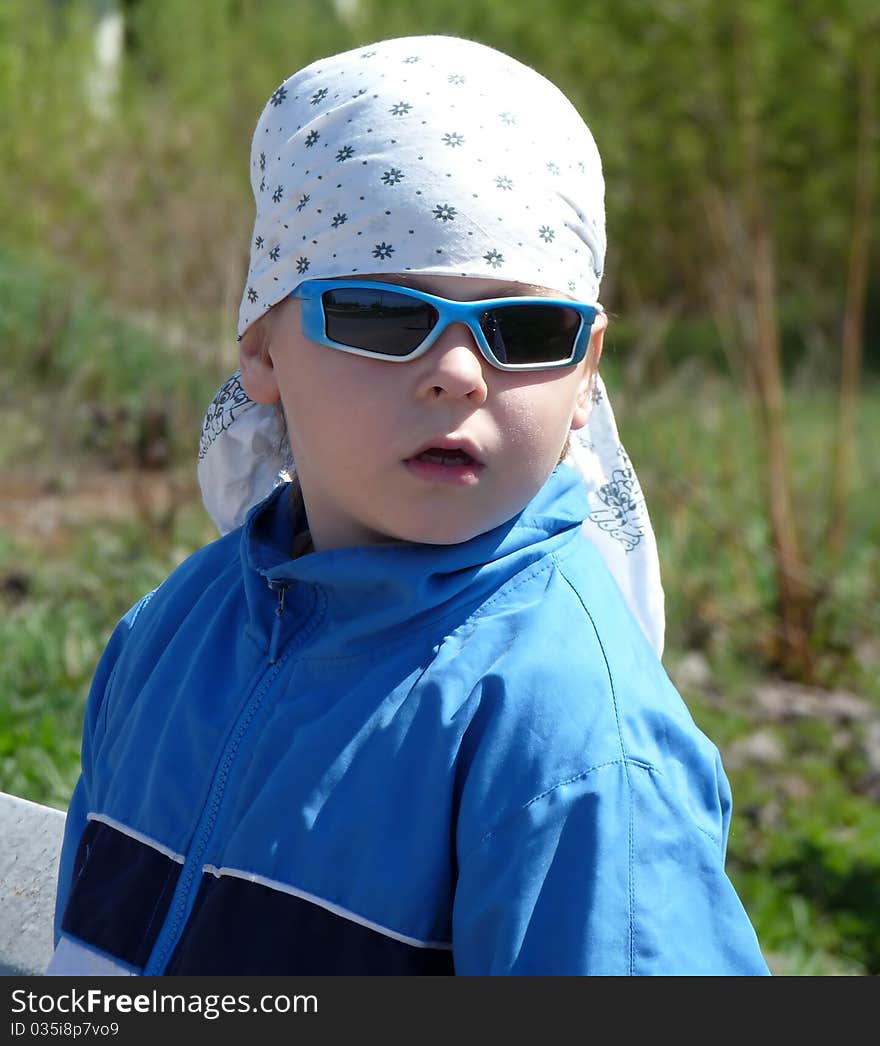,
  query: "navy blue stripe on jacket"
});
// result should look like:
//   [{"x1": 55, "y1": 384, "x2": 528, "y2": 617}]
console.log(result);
[
  {"x1": 61, "y1": 816, "x2": 183, "y2": 969},
  {"x1": 166, "y1": 866, "x2": 454, "y2": 975}
]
